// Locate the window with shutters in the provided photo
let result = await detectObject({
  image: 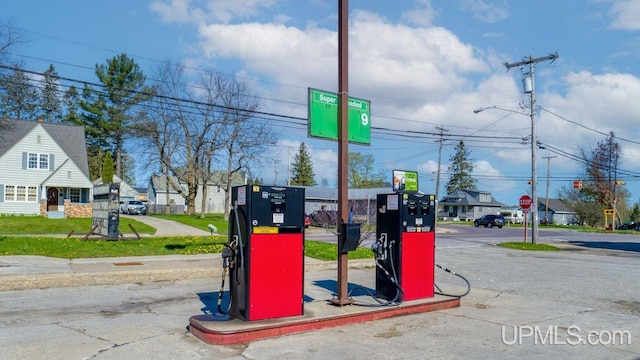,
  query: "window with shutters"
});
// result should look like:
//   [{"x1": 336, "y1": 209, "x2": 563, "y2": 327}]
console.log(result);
[{"x1": 27, "y1": 153, "x2": 49, "y2": 170}]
